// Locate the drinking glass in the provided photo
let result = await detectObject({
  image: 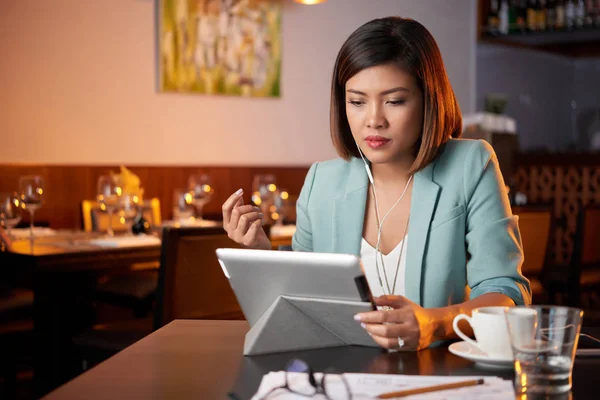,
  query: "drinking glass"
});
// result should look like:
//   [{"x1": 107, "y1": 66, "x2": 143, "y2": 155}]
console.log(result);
[
  {"x1": 271, "y1": 189, "x2": 289, "y2": 226},
  {"x1": 173, "y1": 189, "x2": 194, "y2": 222},
  {"x1": 187, "y1": 174, "x2": 214, "y2": 220},
  {"x1": 18, "y1": 175, "x2": 44, "y2": 241},
  {"x1": 97, "y1": 175, "x2": 120, "y2": 236},
  {"x1": 0, "y1": 192, "x2": 22, "y2": 238},
  {"x1": 505, "y1": 306, "x2": 583, "y2": 395},
  {"x1": 252, "y1": 174, "x2": 277, "y2": 221},
  {"x1": 119, "y1": 194, "x2": 140, "y2": 235}
]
